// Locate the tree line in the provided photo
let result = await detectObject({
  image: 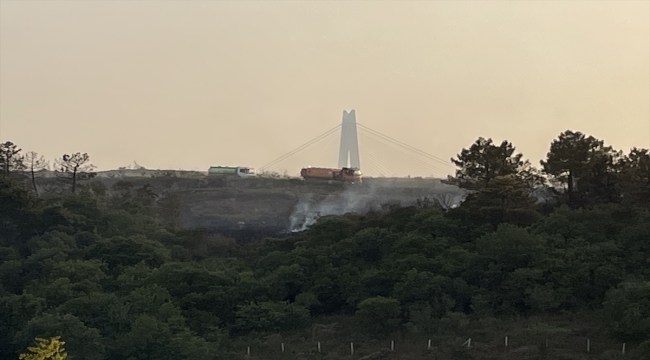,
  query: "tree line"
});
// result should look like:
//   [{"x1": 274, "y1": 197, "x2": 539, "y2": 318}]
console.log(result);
[
  {"x1": 0, "y1": 129, "x2": 649, "y2": 359},
  {"x1": 450, "y1": 130, "x2": 649, "y2": 209},
  {"x1": 0, "y1": 142, "x2": 95, "y2": 194}
]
